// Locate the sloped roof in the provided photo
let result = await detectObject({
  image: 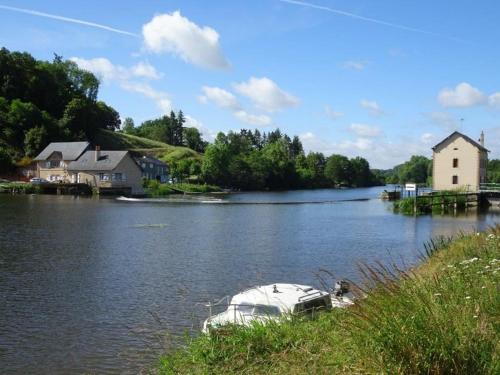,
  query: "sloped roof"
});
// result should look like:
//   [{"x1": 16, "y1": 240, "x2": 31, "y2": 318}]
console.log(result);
[
  {"x1": 34, "y1": 142, "x2": 90, "y2": 161},
  {"x1": 432, "y1": 131, "x2": 489, "y2": 152},
  {"x1": 67, "y1": 150, "x2": 130, "y2": 171},
  {"x1": 133, "y1": 155, "x2": 167, "y2": 167}
]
